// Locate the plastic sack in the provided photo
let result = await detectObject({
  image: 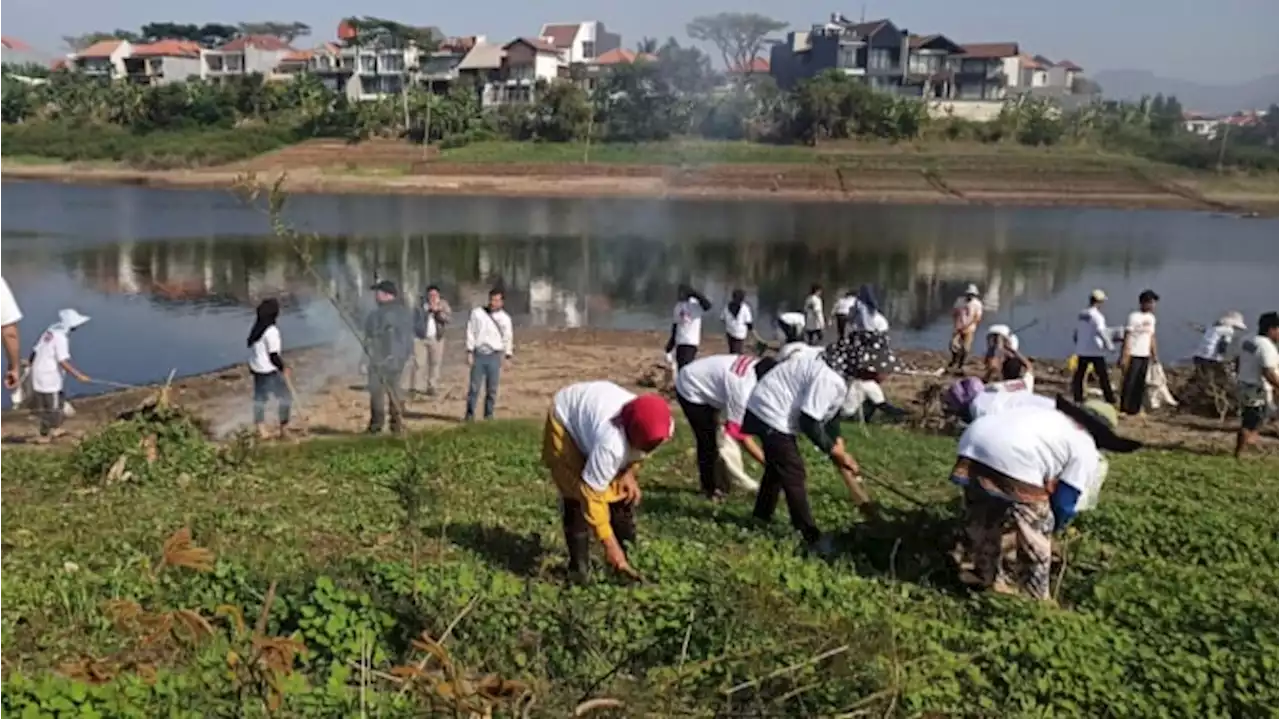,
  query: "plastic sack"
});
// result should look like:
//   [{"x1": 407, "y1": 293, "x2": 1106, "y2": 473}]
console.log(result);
[
  {"x1": 1077, "y1": 456, "x2": 1109, "y2": 512},
  {"x1": 1144, "y1": 361, "x2": 1178, "y2": 411},
  {"x1": 714, "y1": 426, "x2": 759, "y2": 492}
]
